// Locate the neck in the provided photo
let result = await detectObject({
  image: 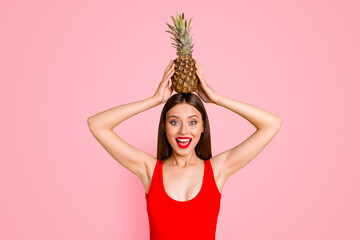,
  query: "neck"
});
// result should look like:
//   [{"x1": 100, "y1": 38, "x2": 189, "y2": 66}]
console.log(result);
[{"x1": 168, "y1": 151, "x2": 199, "y2": 168}]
